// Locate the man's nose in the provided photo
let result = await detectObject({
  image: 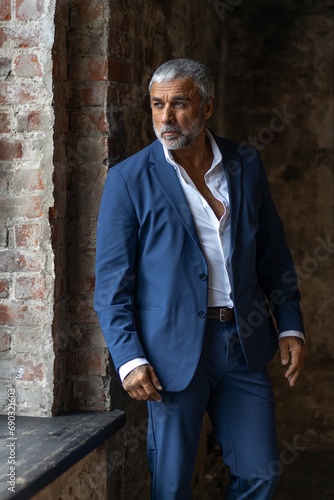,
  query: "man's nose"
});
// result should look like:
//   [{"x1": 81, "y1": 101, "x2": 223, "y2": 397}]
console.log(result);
[{"x1": 161, "y1": 105, "x2": 175, "y2": 124}]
